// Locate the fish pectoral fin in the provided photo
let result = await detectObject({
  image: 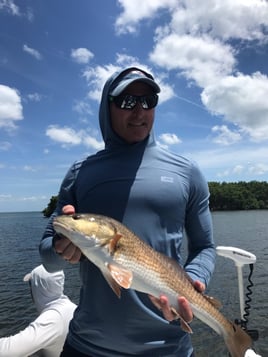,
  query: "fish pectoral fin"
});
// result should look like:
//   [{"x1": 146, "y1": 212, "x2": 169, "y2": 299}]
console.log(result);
[
  {"x1": 170, "y1": 307, "x2": 193, "y2": 334},
  {"x1": 203, "y1": 294, "x2": 222, "y2": 309},
  {"x1": 108, "y1": 263, "x2": 133, "y2": 289},
  {"x1": 101, "y1": 267, "x2": 122, "y2": 298},
  {"x1": 109, "y1": 233, "x2": 122, "y2": 254}
]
